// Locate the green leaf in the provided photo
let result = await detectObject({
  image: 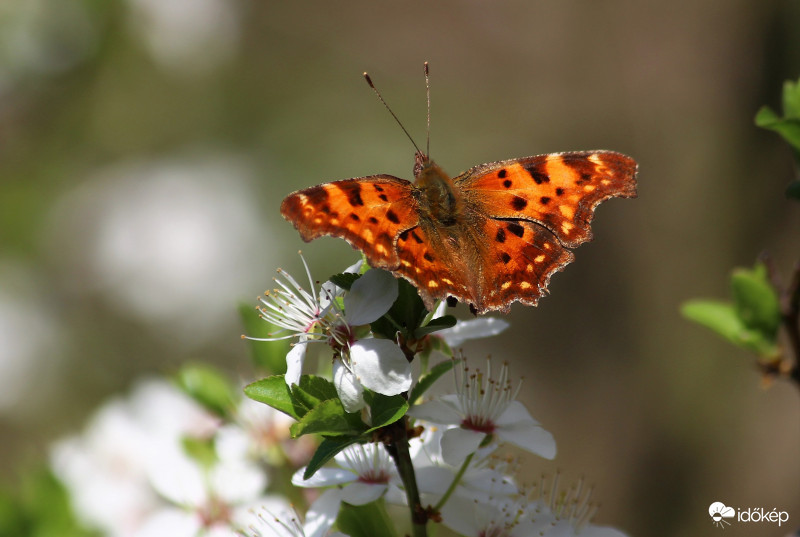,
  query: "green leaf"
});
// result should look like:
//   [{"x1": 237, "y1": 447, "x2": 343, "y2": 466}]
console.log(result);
[
  {"x1": 755, "y1": 78, "x2": 800, "y2": 161},
  {"x1": 409, "y1": 359, "x2": 456, "y2": 404},
  {"x1": 329, "y1": 272, "x2": 360, "y2": 291},
  {"x1": 413, "y1": 314, "x2": 457, "y2": 339},
  {"x1": 682, "y1": 300, "x2": 741, "y2": 340},
  {"x1": 291, "y1": 375, "x2": 339, "y2": 411},
  {"x1": 238, "y1": 303, "x2": 289, "y2": 374},
  {"x1": 303, "y1": 436, "x2": 365, "y2": 480},
  {"x1": 245, "y1": 376, "x2": 301, "y2": 419},
  {"x1": 181, "y1": 436, "x2": 217, "y2": 469},
  {"x1": 681, "y1": 300, "x2": 778, "y2": 356},
  {"x1": 364, "y1": 392, "x2": 408, "y2": 432},
  {"x1": 0, "y1": 468, "x2": 98, "y2": 537},
  {"x1": 175, "y1": 364, "x2": 236, "y2": 418},
  {"x1": 290, "y1": 399, "x2": 365, "y2": 437},
  {"x1": 781, "y1": 78, "x2": 800, "y2": 118},
  {"x1": 730, "y1": 263, "x2": 781, "y2": 338},
  {"x1": 755, "y1": 108, "x2": 800, "y2": 156},
  {"x1": 336, "y1": 499, "x2": 399, "y2": 537}
]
